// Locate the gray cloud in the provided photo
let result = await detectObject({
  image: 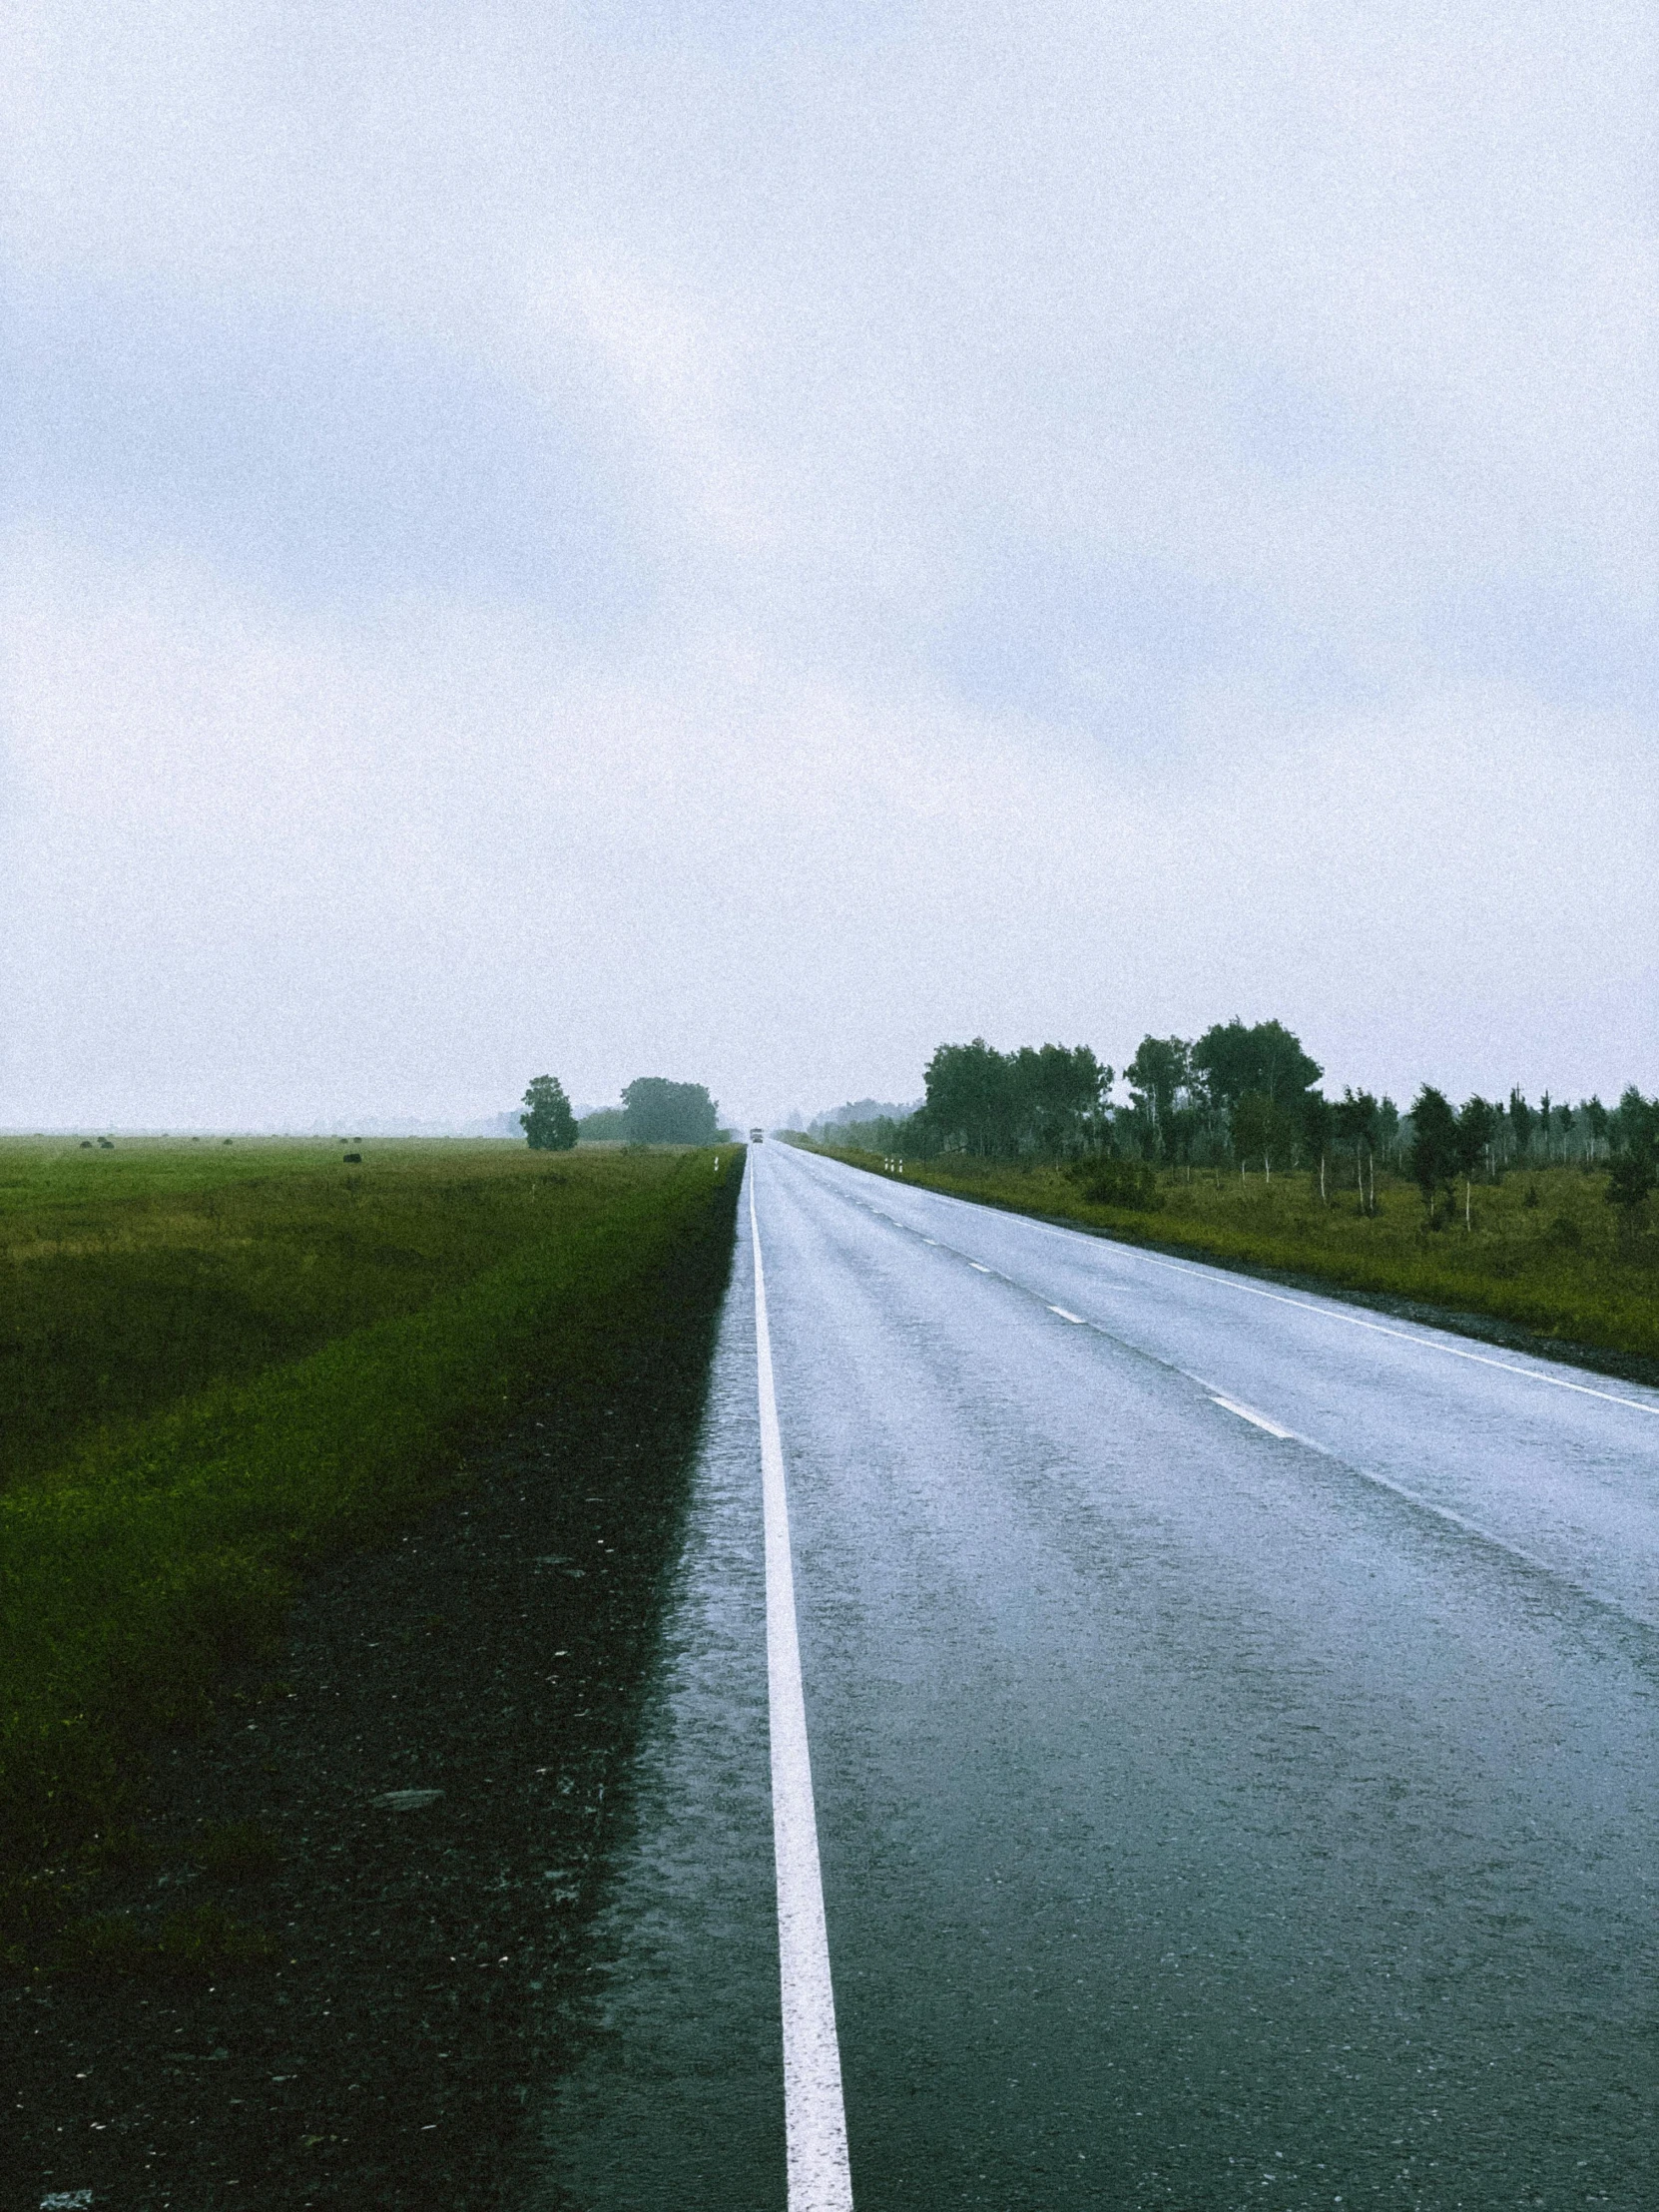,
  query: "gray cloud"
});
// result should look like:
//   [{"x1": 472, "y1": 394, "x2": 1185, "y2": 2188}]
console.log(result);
[
  {"x1": 3, "y1": 1, "x2": 1654, "y2": 1127},
  {"x1": 6, "y1": 280, "x2": 655, "y2": 623}
]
